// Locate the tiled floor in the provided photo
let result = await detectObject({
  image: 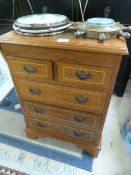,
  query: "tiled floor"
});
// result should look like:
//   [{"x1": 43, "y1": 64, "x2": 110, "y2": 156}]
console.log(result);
[
  {"x1": 0, "y1": 80, "x2": 131, "y2": 175},
  {"x1": 93, "y1": 79, "x2": 131, "y2": 175}
]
